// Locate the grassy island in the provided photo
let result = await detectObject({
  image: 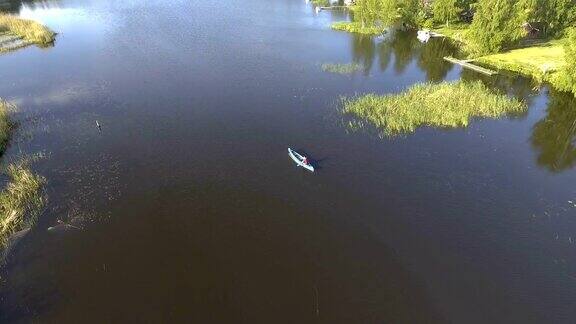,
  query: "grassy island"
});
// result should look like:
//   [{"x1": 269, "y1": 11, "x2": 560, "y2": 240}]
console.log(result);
[
  {"x1": 0, "y1": 14, "x2": 55, "y2": 49},
  {"x1": 342, "y1": 81, "x2": 526, "y2": 136},
  {"x1": 0, "y1": 100, "x2": 45, "y2": 250}
]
